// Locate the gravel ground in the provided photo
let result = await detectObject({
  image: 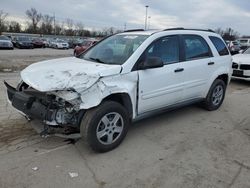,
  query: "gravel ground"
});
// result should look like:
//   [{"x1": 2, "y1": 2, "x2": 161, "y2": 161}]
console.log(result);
[
  {"x1": 0, "y1": 49, "x2": 250, "y2": 187},
  {"x1": 0, "y1": 48, "x2": 73, "y2": 71}
]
